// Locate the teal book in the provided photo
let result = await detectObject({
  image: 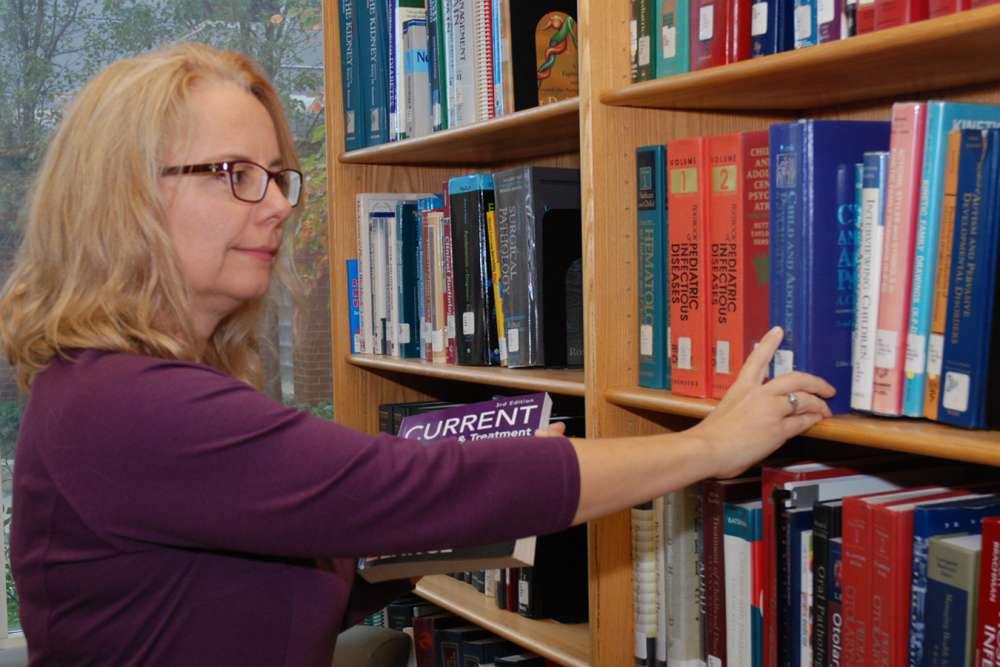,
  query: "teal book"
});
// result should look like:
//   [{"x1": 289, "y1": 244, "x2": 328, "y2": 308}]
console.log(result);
[
  {"x1": 655, "y1": 0, "x2": 690, "y2": 77},
  {"x1": 338, "y1": 0, "x2": 366, "y2": 150},
  {"x1": 637, "y1": 145, "x2": 671, "y2": 389},
  {"x1": 396, "y1": 202, "x2": 422, "y2": 358},
  {"x1": 363, "y1": 0, "x2": 389, "y2": 146},
  {"x1": 902, "y1": 100, "x2": 1000, "y2": 416}
]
